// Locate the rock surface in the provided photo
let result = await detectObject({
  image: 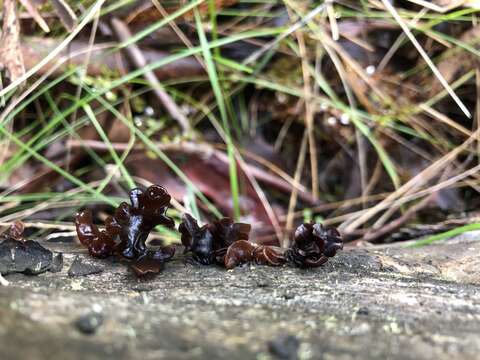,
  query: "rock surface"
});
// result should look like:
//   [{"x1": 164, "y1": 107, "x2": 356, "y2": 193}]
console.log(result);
[{"x1": 0, "y1": 235, "x2": 479, "y2": 360}]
